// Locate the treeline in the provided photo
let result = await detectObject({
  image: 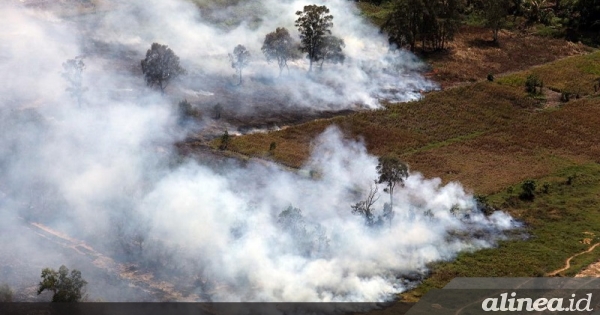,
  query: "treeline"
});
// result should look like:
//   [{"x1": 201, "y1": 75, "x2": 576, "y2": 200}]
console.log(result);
[
  {"x1": 366, "y1": 0, "x2": 600, "y2": 51},
  {"x1": 140, "y1": 4, "x2": 345, "y2": 95}
]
